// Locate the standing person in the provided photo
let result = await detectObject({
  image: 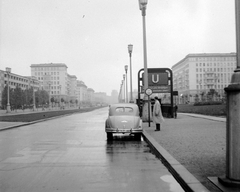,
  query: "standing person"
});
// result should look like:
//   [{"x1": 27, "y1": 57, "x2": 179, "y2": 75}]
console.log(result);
[{"x1": 153, "y1": 96, "x2": 164, "y2": 131}]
